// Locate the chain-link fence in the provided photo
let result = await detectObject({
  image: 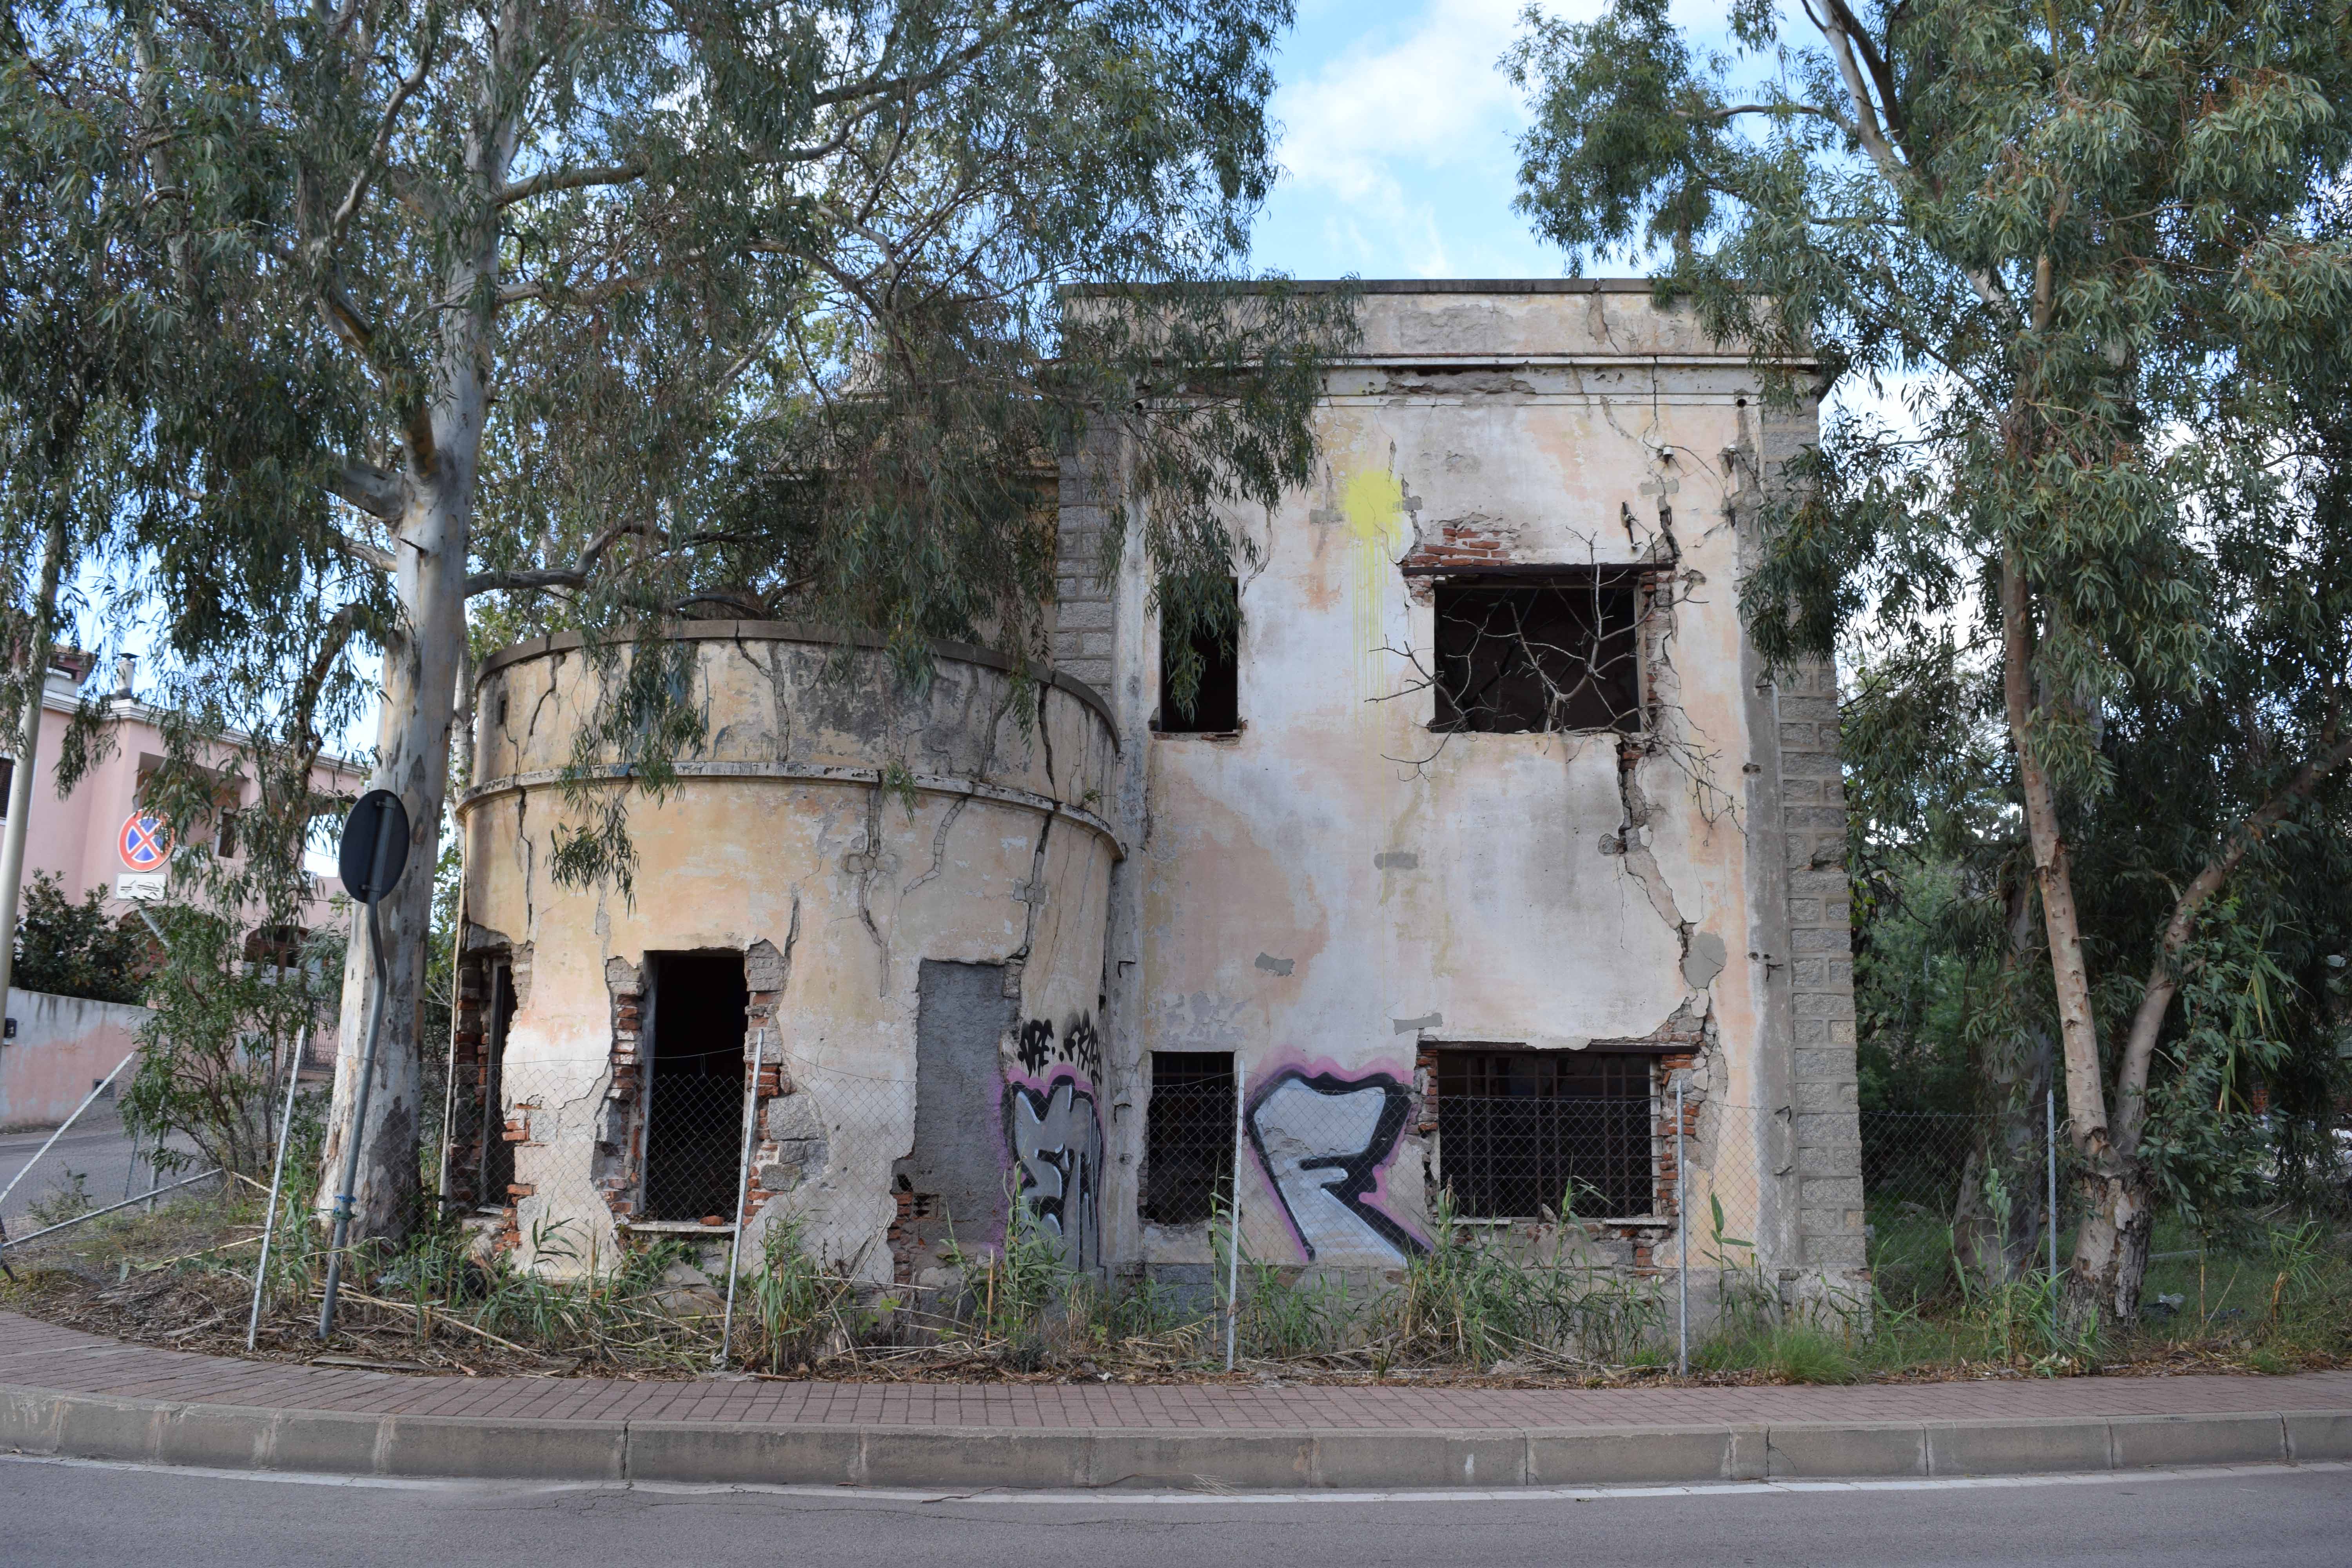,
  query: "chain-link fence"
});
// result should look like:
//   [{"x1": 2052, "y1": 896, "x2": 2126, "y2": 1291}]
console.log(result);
[{"x1": 1858, "y1": 1101, "x2": 2070, "y2": 1307}]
